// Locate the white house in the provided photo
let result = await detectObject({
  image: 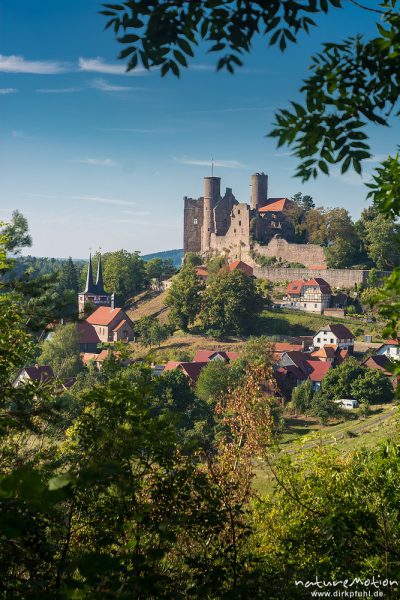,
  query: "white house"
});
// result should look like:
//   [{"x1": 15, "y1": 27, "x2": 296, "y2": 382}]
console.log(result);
[
  {"x1": 375, "y1": 339, "x2": 400, "y2": 361},
  {"x1": 313, "y1": 324, "x2": 355, "y2": 352},
  {"x1": 284, "y1": 278, "x2": 332, "y2": 314}
]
